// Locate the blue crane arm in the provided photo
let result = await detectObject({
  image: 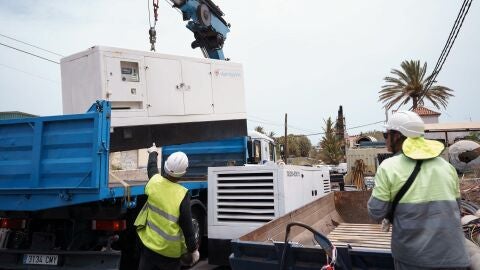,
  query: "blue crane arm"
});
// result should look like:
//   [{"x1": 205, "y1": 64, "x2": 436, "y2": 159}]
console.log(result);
[{"x1": 172, "y1": 0, "x2": 230, "y2": 60}]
